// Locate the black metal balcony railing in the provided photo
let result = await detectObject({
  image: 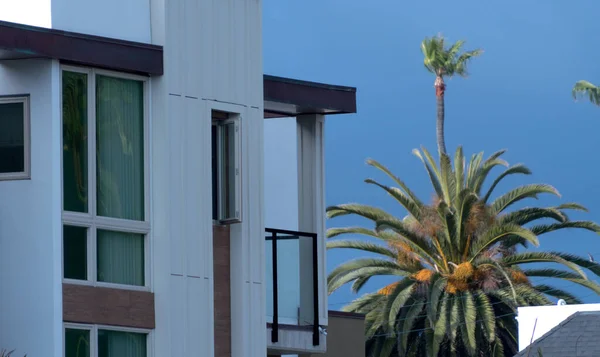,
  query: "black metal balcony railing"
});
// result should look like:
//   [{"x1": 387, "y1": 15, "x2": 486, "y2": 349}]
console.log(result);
[{"x1": 266, "y1": 227, "x2": 320, "y2": 346}]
